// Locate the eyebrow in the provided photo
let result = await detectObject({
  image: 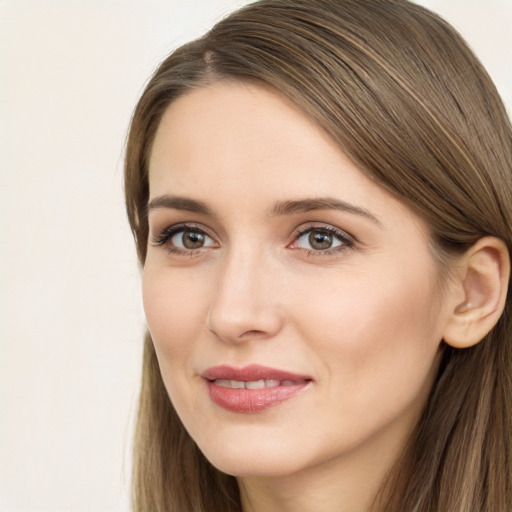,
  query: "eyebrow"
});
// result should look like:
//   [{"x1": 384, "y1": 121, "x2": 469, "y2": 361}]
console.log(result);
[
  {"x1": 147, "y1": 195, "x2": 213, "y2": 216},
  {"x1": 147, "y1": 194, "x2": 381, "y2": 226},
  {"x1": 269, "y1": 197, "x2": 382, "y2": 225}
]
